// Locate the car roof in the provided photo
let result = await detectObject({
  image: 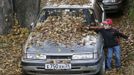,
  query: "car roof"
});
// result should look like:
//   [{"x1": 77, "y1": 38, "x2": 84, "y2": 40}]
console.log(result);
[{"x1": 42, "y1": 0, "x2": 96, "y2": 9}]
